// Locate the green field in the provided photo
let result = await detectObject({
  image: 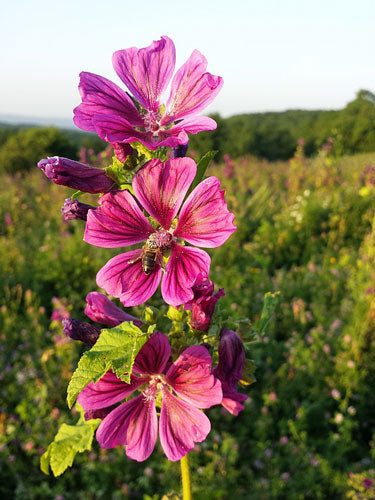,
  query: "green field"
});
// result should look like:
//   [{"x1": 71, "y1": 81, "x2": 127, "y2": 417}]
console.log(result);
[{"x1": 1, "y1": 139, "x2": 375, "y2": 499}]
